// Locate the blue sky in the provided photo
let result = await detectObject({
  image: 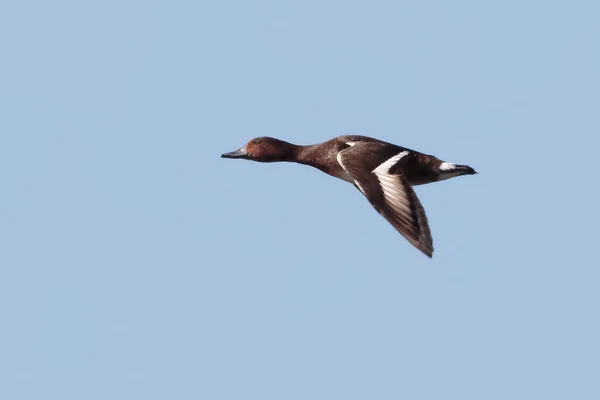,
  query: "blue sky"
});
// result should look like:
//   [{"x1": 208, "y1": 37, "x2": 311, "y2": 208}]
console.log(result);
[{"x1": 1, "y1": 1, "x2": 599, "y2": 399}]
